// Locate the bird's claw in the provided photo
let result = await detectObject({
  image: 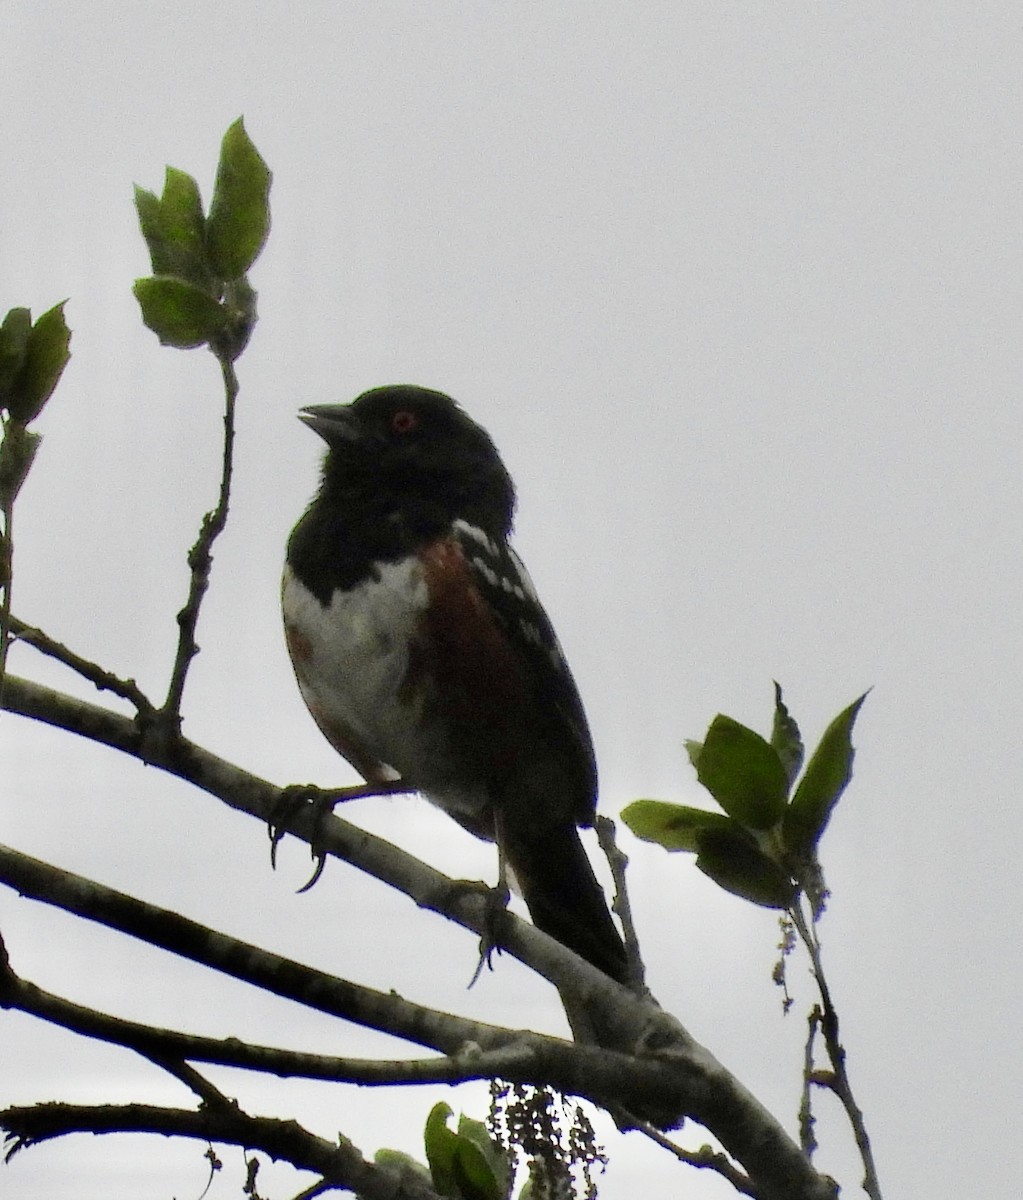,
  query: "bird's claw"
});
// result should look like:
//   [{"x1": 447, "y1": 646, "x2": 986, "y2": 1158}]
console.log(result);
[
  {"x1": 267, "y1": 783, "x2": 351, "y2": 887},
  {"x1": 295, "y1": 852, "x2": 328, "y2": 894},
  {"x1": 267, "y1": 783, "x2": 331, "y2": 873},
  {"x1": 437, "y1": 877, "x2": 512, "y2": 987},
  {"x1": 268, "y1": 780, "x2": 409, "y2": 890}
]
